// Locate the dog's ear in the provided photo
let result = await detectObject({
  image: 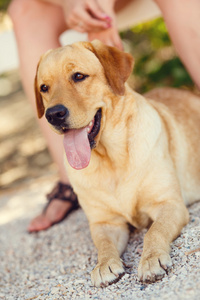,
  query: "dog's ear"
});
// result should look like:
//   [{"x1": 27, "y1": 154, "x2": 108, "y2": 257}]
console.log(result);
[
  {"x1": 86, "y1": 40, "x2": 134, "y2": 95},
  {"x1": 34, "y1": 63, "x2": 45, "y2": 119}
]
